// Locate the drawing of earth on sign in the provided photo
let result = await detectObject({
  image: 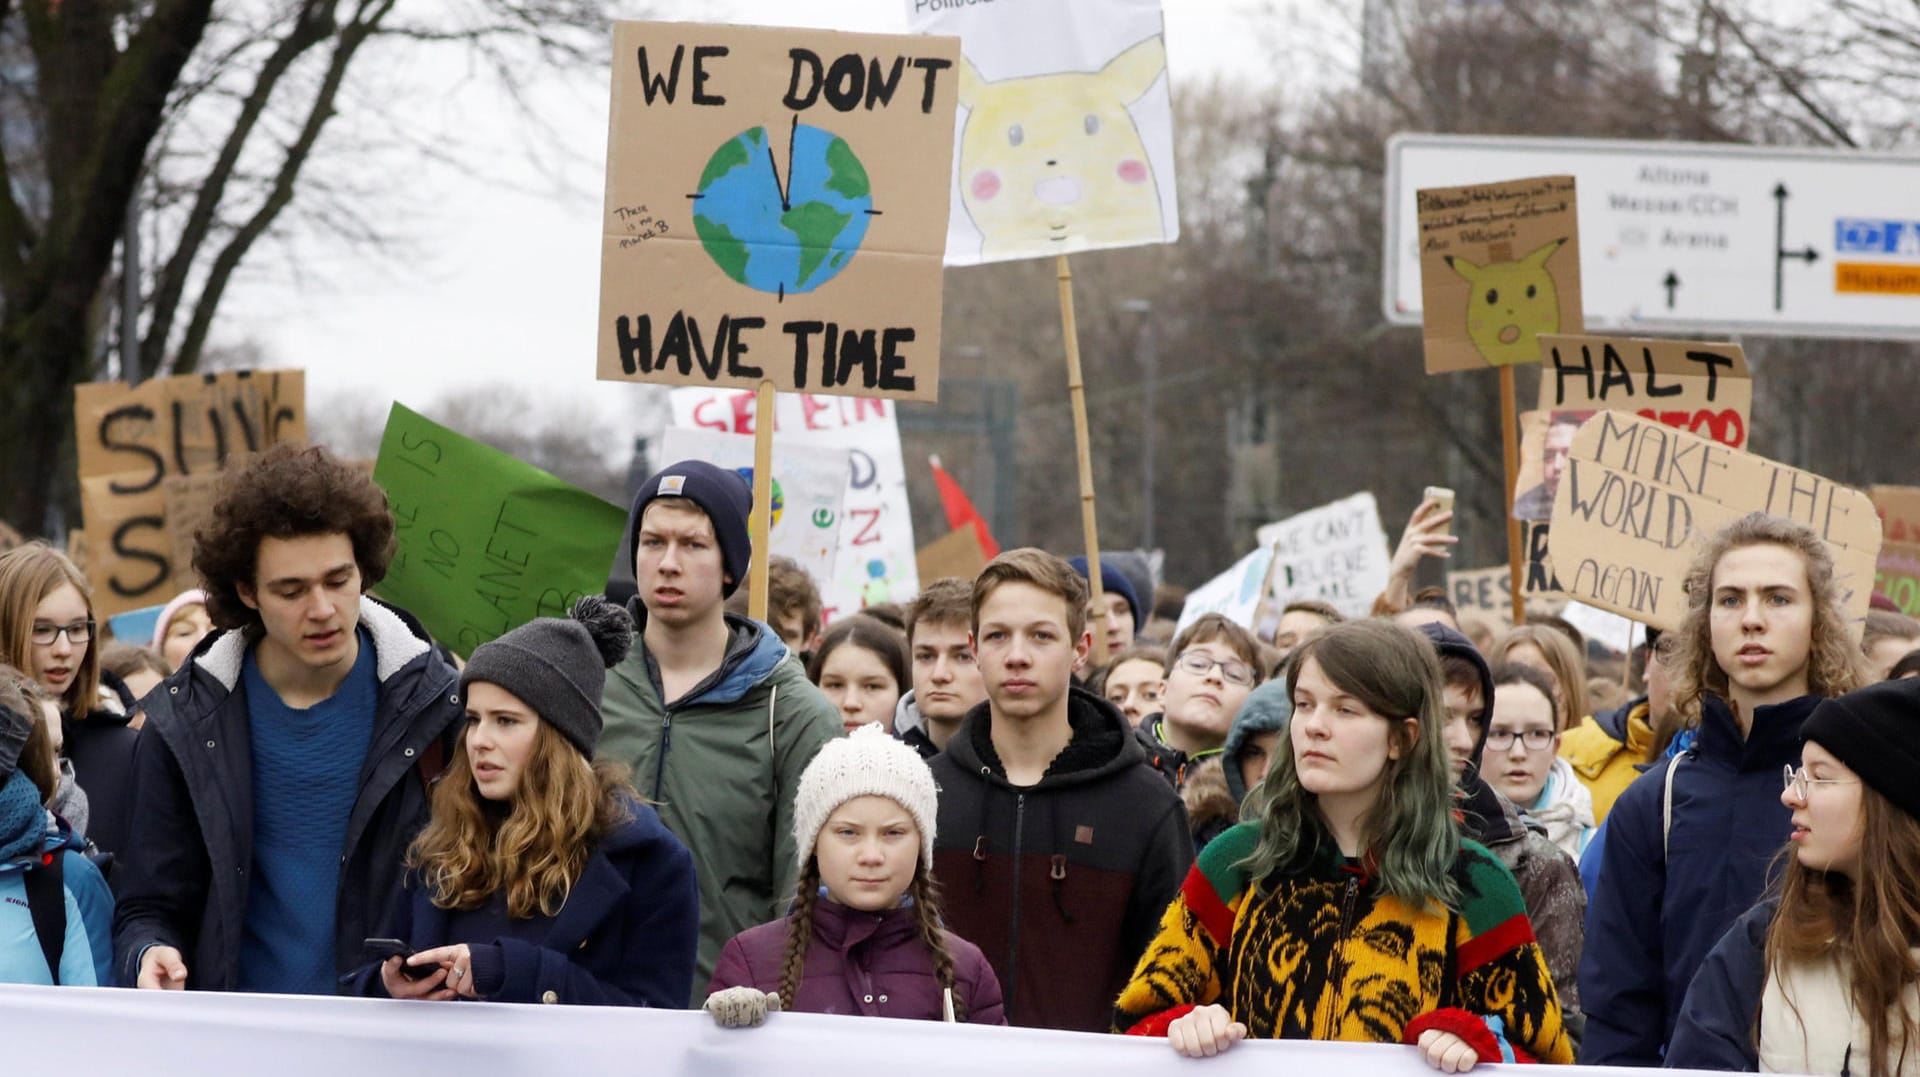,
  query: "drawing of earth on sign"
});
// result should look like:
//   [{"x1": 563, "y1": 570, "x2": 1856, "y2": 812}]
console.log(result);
[{"x1": 692, "y1": 124, "x2": 873, "y2": 298}]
